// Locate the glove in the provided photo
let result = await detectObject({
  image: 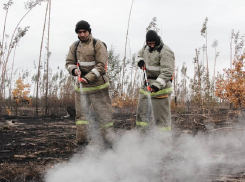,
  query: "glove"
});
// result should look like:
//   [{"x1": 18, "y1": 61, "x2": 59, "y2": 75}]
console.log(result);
[
  {"x1": 138, "y1": 60, "x2": 145, "y2": 69},
  {"x1": 72, "y1": 68, "x2": 81, "y2": 76},
  {"x1": 150, "y1": 85, "x2": 159, "y2": 92}
]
